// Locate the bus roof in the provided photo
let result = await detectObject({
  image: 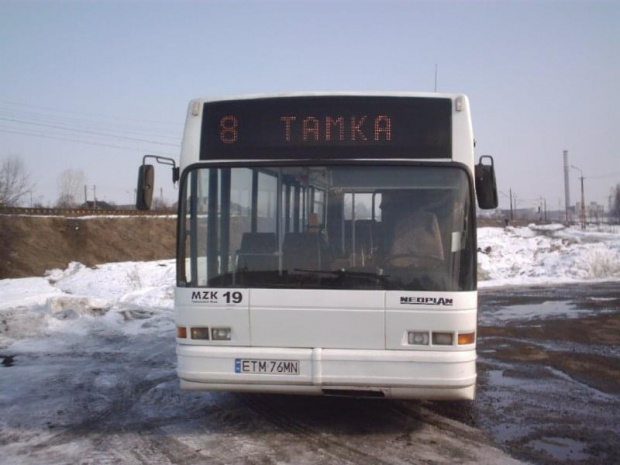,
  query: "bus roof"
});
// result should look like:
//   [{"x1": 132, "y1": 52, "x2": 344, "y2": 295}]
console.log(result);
[{"x1": 190, "y1": 91, "x2": 467, "y2": 106}]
